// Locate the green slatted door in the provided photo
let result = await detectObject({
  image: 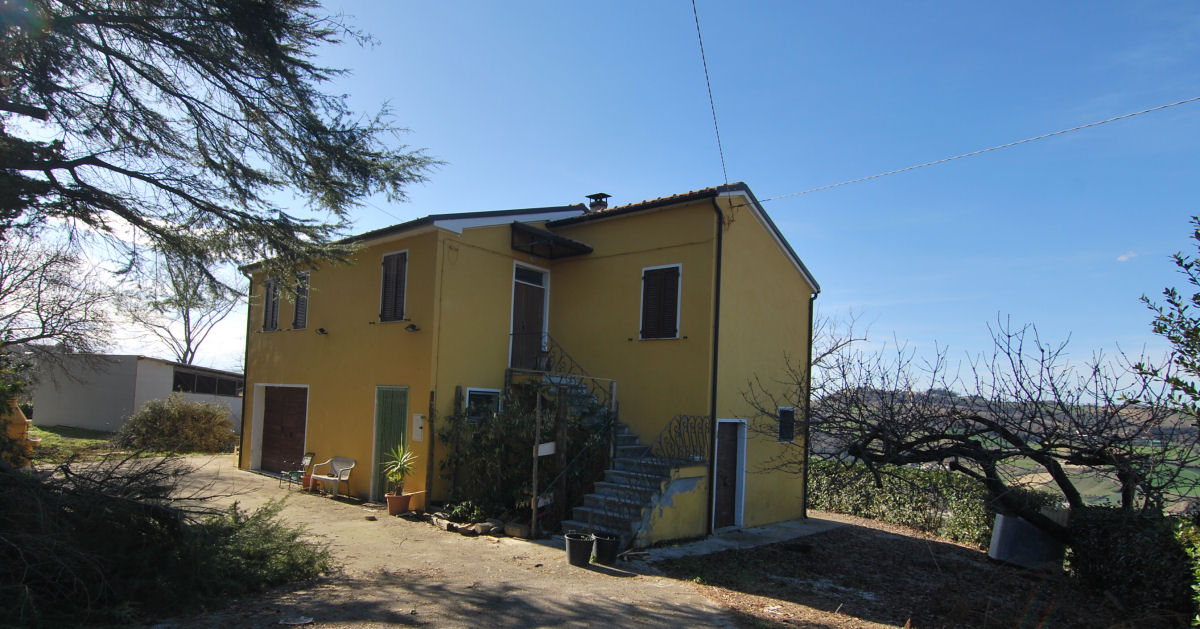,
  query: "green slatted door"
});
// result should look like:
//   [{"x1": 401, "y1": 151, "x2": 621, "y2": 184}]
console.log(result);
[{"x1": 374, "y1": 387, "x2": 409, "y2": 501}]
